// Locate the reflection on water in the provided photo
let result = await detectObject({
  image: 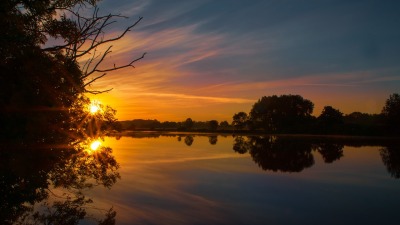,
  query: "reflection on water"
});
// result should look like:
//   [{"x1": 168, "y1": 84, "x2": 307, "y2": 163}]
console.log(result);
[
  {"x1": 3, "y1": 132, "x2": 400, "y2": 224},
  {"x1": 380, "y1": 145, "x2": 400, "y2": 178},
  {"x1": 0, "y1": 135, "x2": 119, "y2": 224},
  {"x1": 101, "y1": 133, "x2": 400, "y2": 225},
  {"x1": 232, "y1": 136, "x2": 345, "y2": 172}
]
